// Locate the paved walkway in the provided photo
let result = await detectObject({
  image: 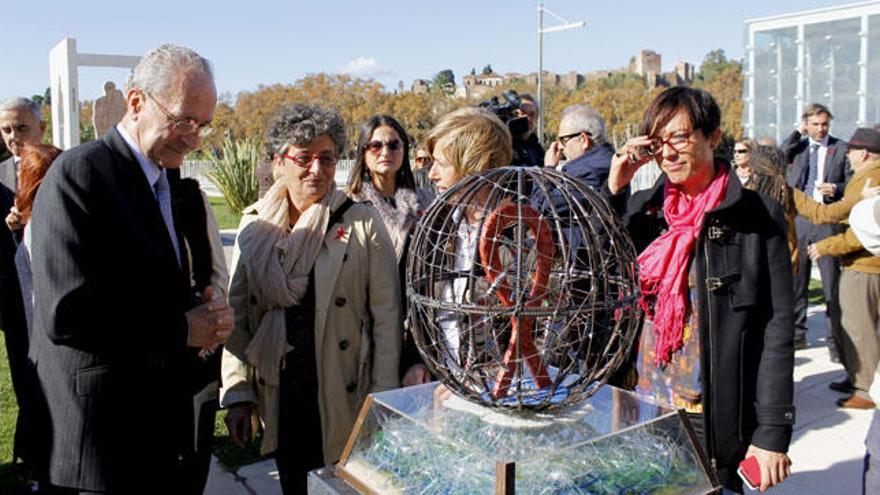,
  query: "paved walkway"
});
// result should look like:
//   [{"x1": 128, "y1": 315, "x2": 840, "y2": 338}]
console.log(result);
[
  {"x1": 772, "y1": 301, "x2": 871, "y2": 495},
  {"x1": 204, "y1": 300, "x2": 872, "y2": 494}
]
